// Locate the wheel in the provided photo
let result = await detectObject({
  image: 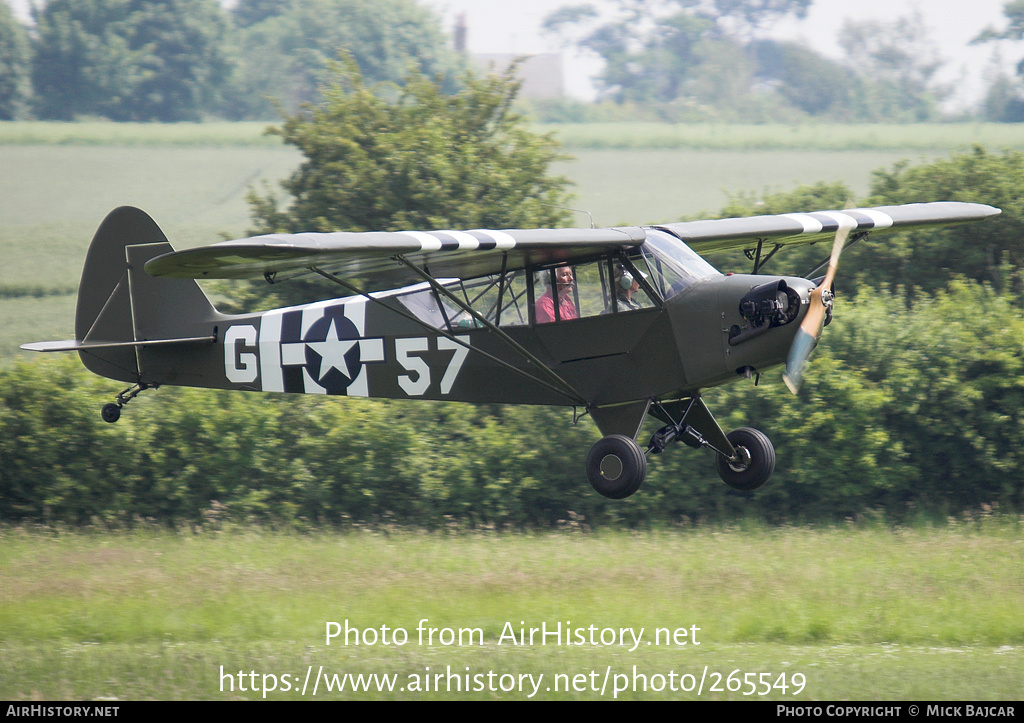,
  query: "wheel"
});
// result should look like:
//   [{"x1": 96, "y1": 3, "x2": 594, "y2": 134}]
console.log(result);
[
  {"x1": 587, "y1": 434, "x2": 647, "y2": 499},
  {"x1": 715, "y1": 427, "x2": 775, "y2": 491},
  {"x1": 101, "y1": 403, "x2": 121, "y2": 424}
]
